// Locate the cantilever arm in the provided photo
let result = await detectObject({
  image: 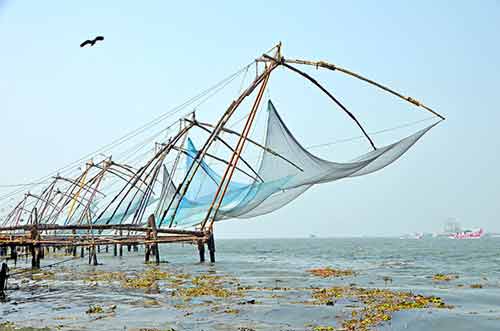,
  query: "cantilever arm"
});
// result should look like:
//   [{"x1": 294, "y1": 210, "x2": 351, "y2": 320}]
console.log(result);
[
  {"x1": 184, "y1": 119, "x2": 269, "y2": 178},
  {"x1": 54, "y1": 176, "x2": 106, "y2": 197},
  {"x1": 186, "y1": 119, "x2": 304, "y2": 172},
  {"x1": 262, "y1": 54, "x2": 377, "y2": 150},
  {"x1": 283, "y1": 58, "x2": 445, "y2": 121},
  {"x1": 170, "y1": 145, "x2": 262, "y2": 183}
]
